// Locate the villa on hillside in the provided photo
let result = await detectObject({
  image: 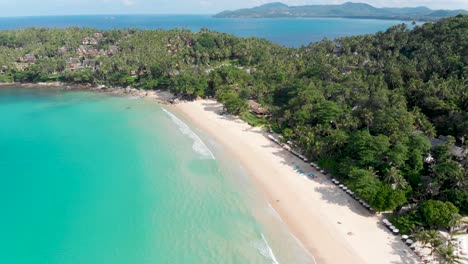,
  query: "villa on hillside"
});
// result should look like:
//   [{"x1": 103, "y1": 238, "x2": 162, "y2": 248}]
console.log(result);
[
  {"x1": 18, "y1": 54, "x2": 36, "y2": 64},
  {"x1": 57, "y1": 47, "x2": 68, "y2": 55},
  {"x1": 83, "y1": 59, "x2": 98, "y2": 70},
  {"x1": 94, "y1": 32, "x2": 104, "y2": 39},
  {"x1": 333, "y1": 43, "x2": 343, "y2": 55},
  {"x1": 67, "y1": 58, "x2": 82, "y2": 70},
  {"x1": 107, "y1": 45, "x2": 119, "y2": 56},
  {"x1": 248, "y1": 100, "x2": 268, "y2": 117},
  {"x1": 430, "y1": 135, "x2": 467, "y2": 161},
  {"x1": 82, "y1": 37, "x2": 98, "y2": 45}
]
